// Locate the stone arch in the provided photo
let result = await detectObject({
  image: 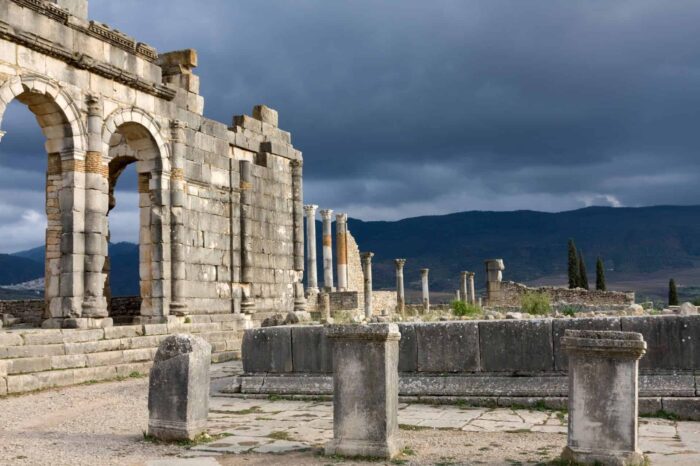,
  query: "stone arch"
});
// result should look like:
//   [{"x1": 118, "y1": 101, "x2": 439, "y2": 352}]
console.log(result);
[
  {"x1": 0, "y1": 74, "x2": 88, "y2": 324},
  {"x1": 101, "y1": 107, "x2": 171, "y2": 322}
]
